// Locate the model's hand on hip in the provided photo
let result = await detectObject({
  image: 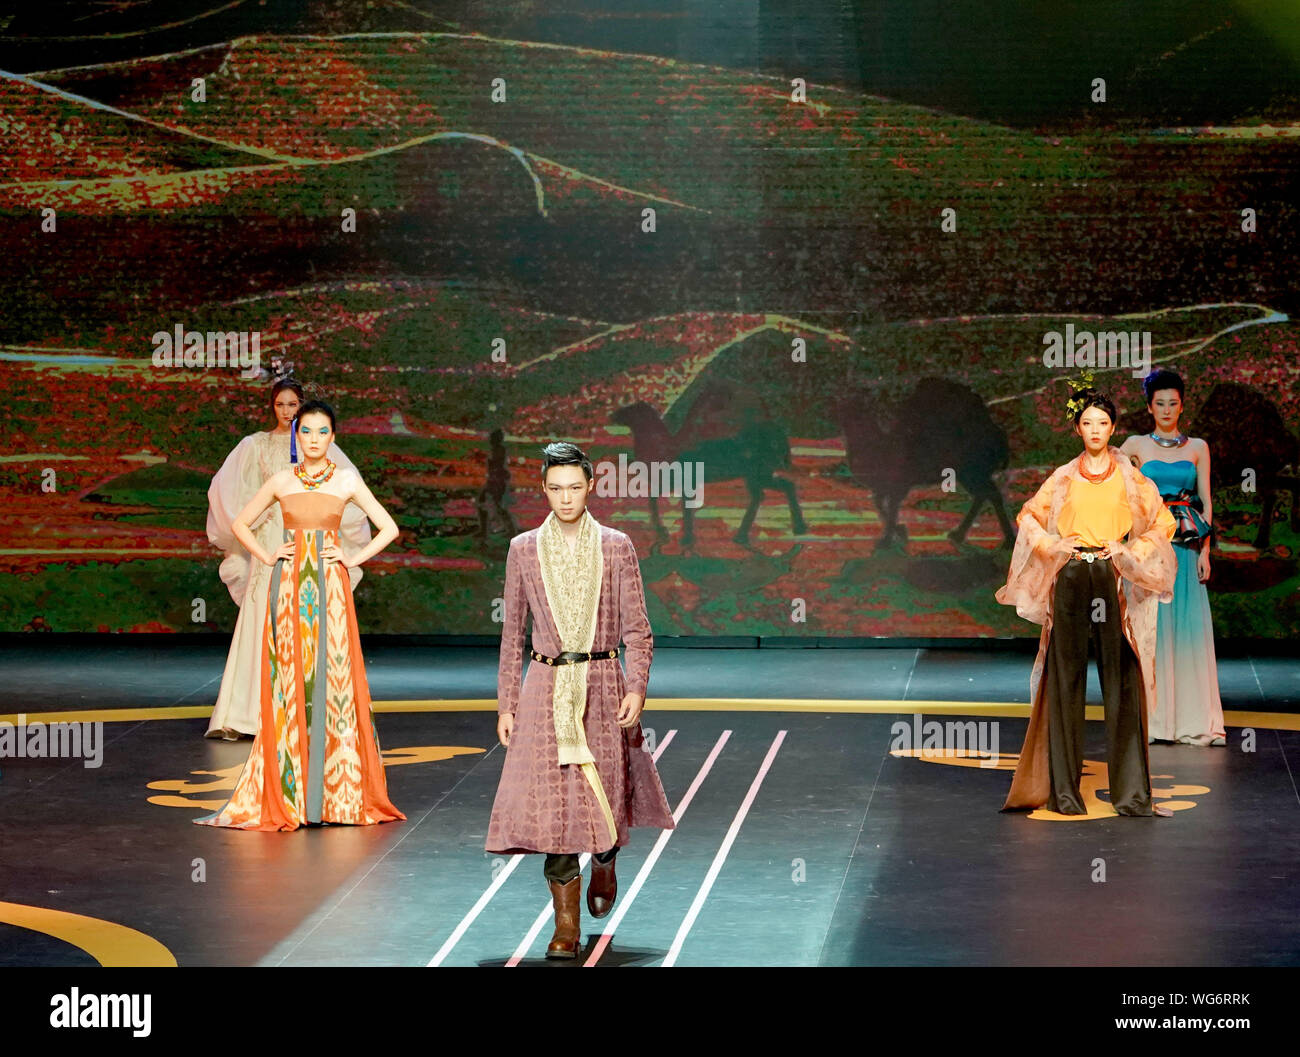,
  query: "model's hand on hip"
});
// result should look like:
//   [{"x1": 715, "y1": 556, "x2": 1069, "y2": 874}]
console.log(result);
[
  {"x1": 1052, "y1": 534, "x2": 1082, "y2": 557},
  {"x1": 497, "y1": 712, "x2": 514, "y2": 747},
  {"x1": 617, "y1": 692, "x2": 645, "y2": 728},
  {"x1": 321, "y1": 542, "x2": 352, "y2": 567}
]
